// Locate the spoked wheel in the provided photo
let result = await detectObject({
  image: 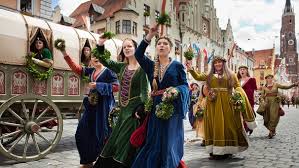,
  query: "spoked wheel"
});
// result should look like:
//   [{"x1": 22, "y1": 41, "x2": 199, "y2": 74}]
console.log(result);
[
  {"x1": 0, "y1": 125, "x2": 21, "y2": 146},
  {"x1": 0, "y1": 94, "x2": 63, "y2": 162}
]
